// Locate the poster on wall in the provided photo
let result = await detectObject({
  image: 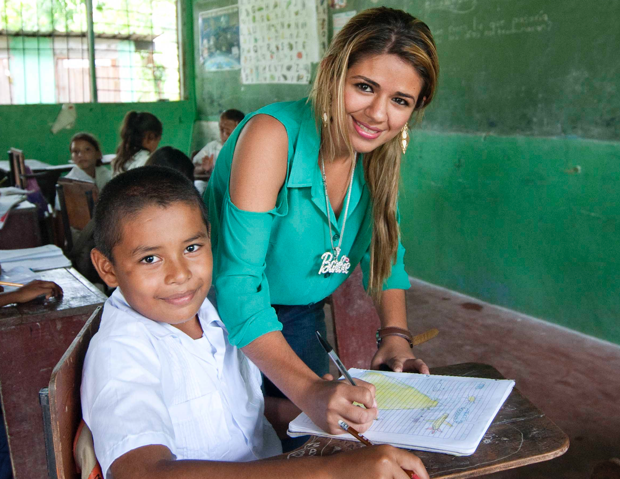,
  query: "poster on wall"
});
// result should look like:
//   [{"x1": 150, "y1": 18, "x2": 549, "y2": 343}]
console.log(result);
[
  {"x1": 239, "y1": 0, "x2": 328, "y2": 84},
  {"x1": 332, "y1": 10, "x2": 356, "y2": 37},
  {"x1": 199, "y1": 5, "x2": 241, "y2": 71}
]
